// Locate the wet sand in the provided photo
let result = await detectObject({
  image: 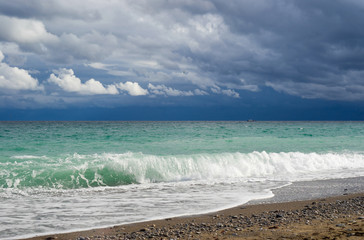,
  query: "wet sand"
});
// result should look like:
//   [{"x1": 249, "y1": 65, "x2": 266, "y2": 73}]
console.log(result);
[{"x1": 23, "y1": 177, "x2": 364, "y2": 240}]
